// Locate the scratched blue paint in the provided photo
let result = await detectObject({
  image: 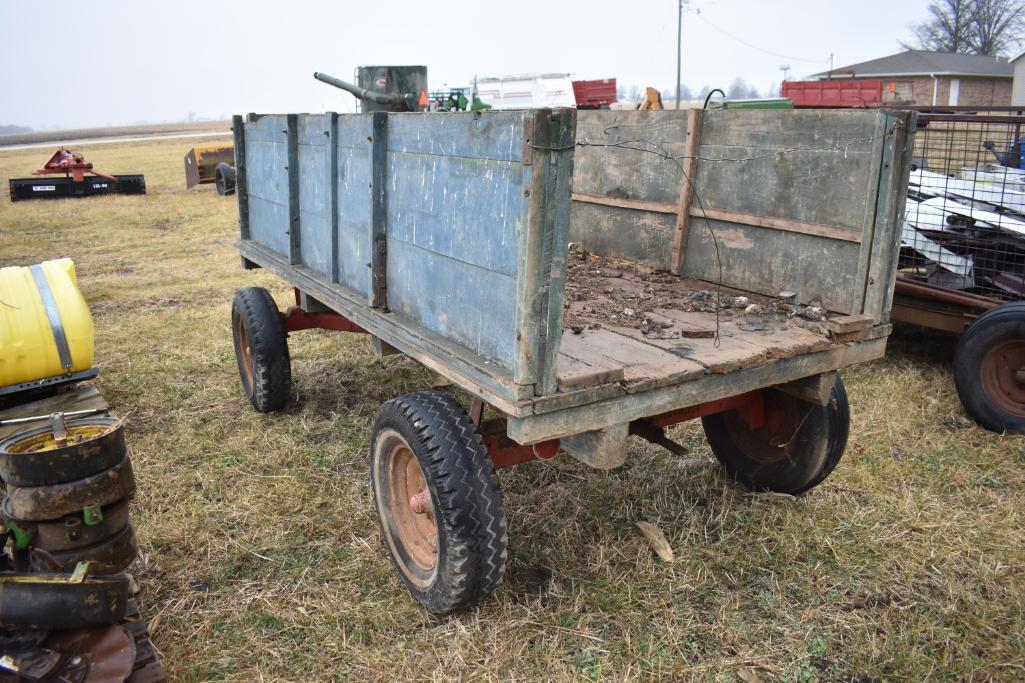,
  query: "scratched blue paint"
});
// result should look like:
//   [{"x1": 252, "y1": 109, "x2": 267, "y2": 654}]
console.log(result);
[
  {"x1": 335, "y1": 117, "x2": 374, "y2": 295},
  {"x1": 245, "y1": 116, "x2": 290, "y2": 255},
  {"x1": 242, "y1": 110, "x2": 537, "y2": 376},
  {"x1": 386, "y1": 238, "x2": 518, "y2": 367},
  {"x1": 386, "y1": 152, "x2": 525, "y2": 276},
  {"x1": 387, "y1": 112, "x2": 525, "y2": 162},
  {"x1": 298, "y1": 115, "x2": 331, "y2": 279}
]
